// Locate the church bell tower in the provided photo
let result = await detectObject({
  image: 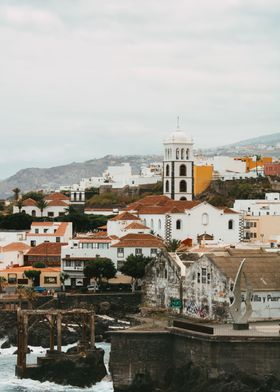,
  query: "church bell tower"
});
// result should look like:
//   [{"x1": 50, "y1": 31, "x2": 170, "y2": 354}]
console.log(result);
[{"x1": 163, "y1": 123, "x2": 194, "y2": 201}]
